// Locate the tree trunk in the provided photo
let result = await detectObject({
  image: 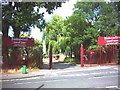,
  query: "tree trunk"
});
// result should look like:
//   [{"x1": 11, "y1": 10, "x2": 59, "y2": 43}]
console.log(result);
[
  {"x1": 2, "y1": 25, "x2": 9, "y2": 69},
  {"x1": 12, "y1": 26, "x2": 21, "y2": 69},
  {"x1": 70, "y1": 47, "x2": 72, "y2": 58},
  {"x1": 13, "y1": 26, "x2": 20, "y2": 37}
]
